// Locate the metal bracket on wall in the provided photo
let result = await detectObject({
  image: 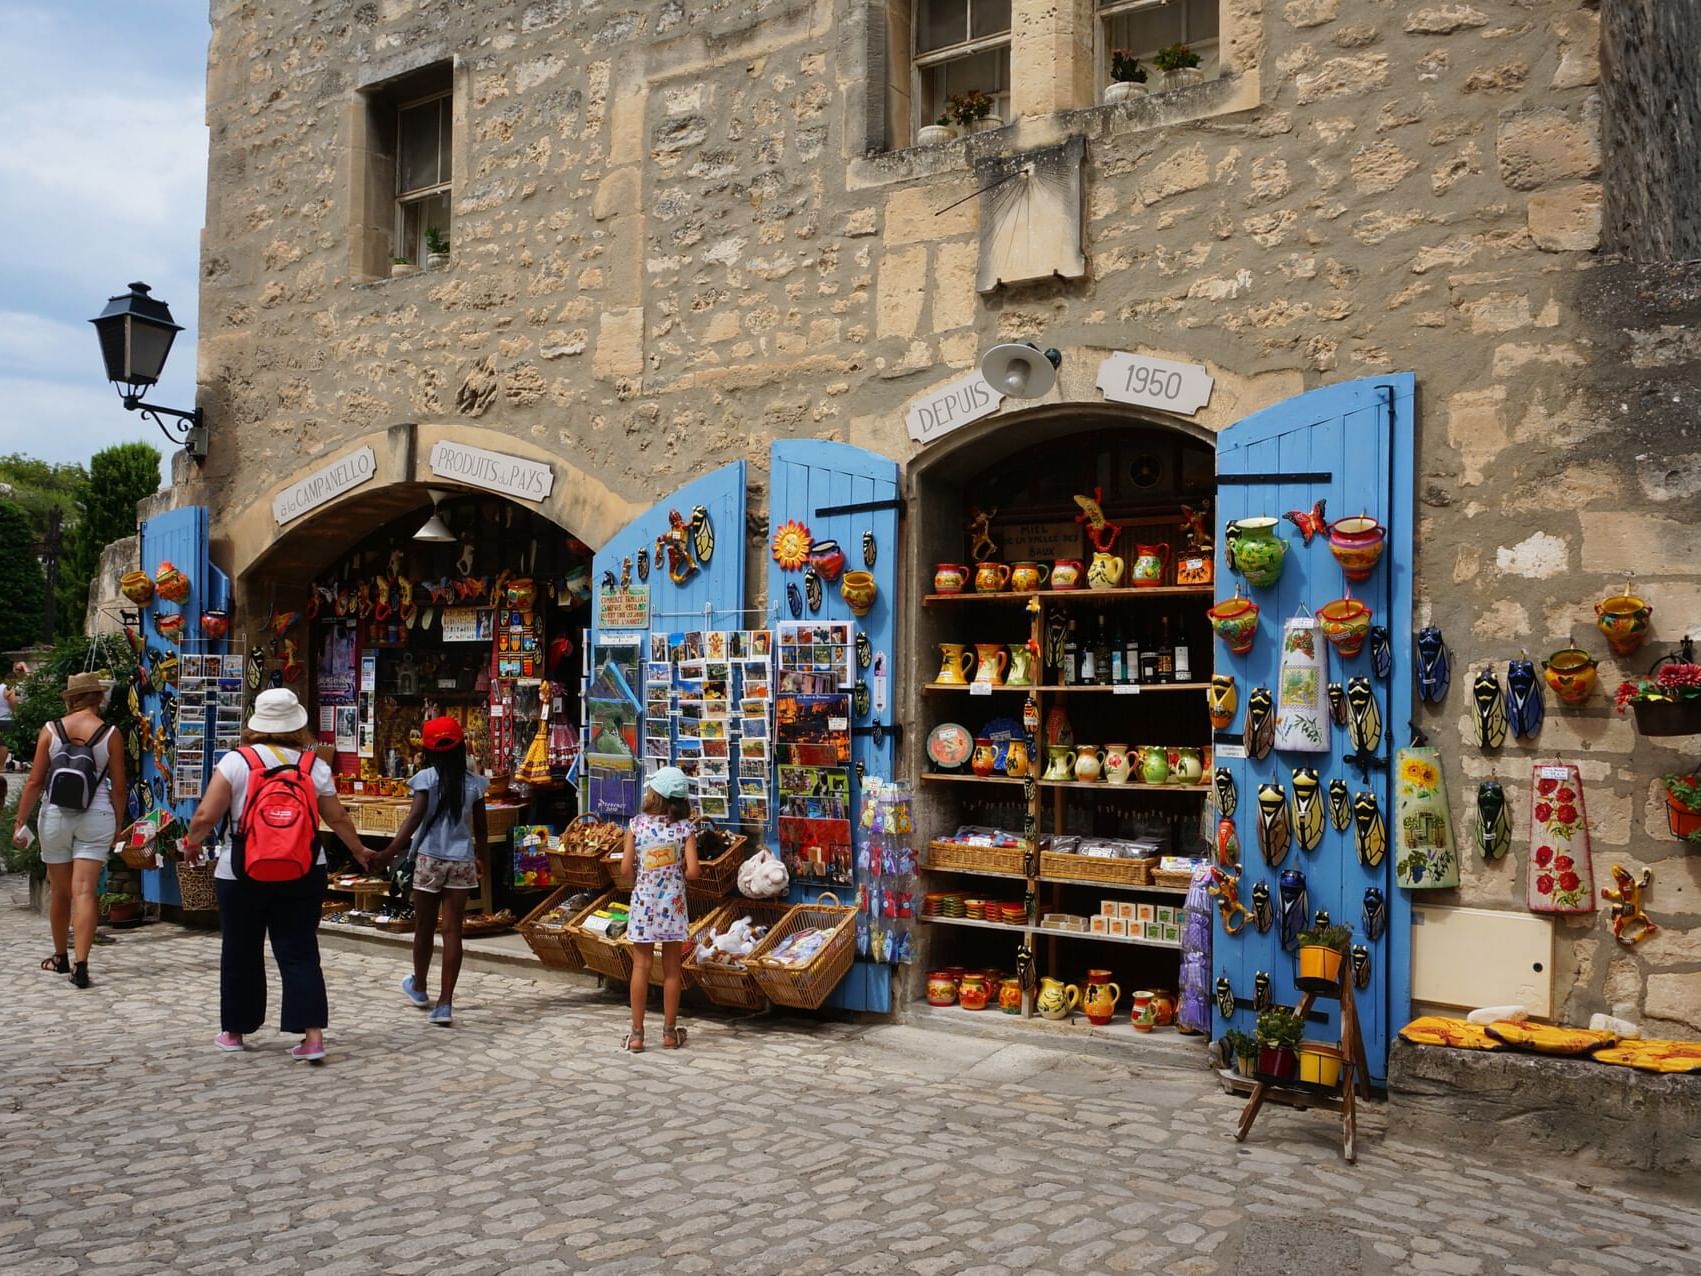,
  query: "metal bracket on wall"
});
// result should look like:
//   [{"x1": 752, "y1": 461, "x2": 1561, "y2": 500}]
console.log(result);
[
  {"x1": 1217, "y1": 471, "x2": 1335, "y2": 486},
  {"x1": 854, "y1": 722, "x2": 903, "y2": 747},
  {"x1": 813, "y1": 497, "x2": 906, "y2": 519}
]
